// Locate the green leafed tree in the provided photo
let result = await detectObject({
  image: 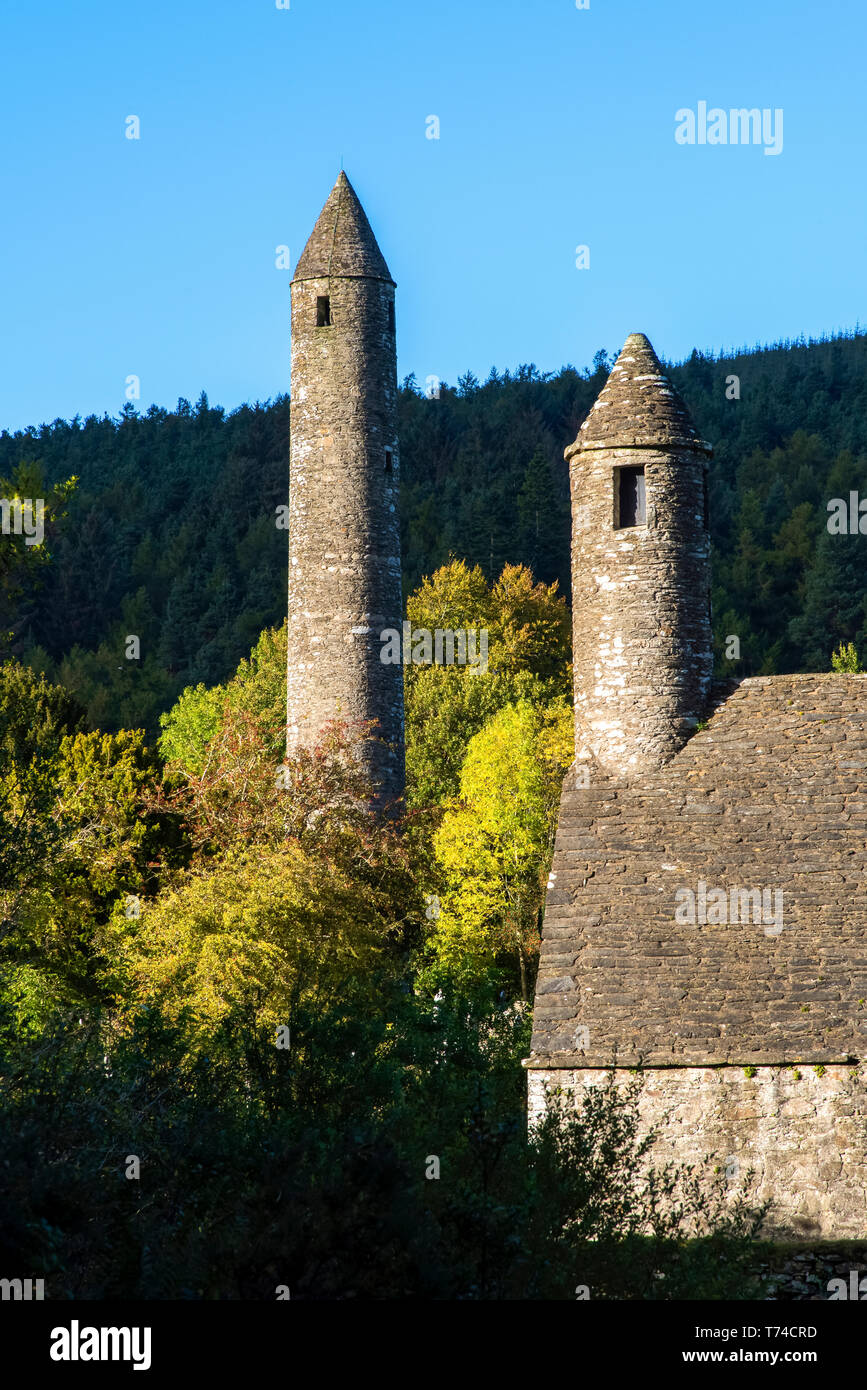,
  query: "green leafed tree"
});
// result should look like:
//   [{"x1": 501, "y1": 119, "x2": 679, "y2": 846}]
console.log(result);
[
  {"x1": 0, "y1": 462, "x2": 76, "y2": 660},
  {"x1": 831, "y1": 640, "x2": 862, "y2": 673},
  {"x1": 158, "y1": 619, "x2": 288, "y2": 775},
  {"x1": 422, "y1": 698, "x2": 573, "y2": 1000},
  {"x1": 788, "y1": 531, "x2": 867, "y2": 669},
  {"x1": 0, "y1": 662, "x2": 169, "y2": 1032},
  {"x1": 405, "y1": 560, "x2": 571, "y2": 808}
]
